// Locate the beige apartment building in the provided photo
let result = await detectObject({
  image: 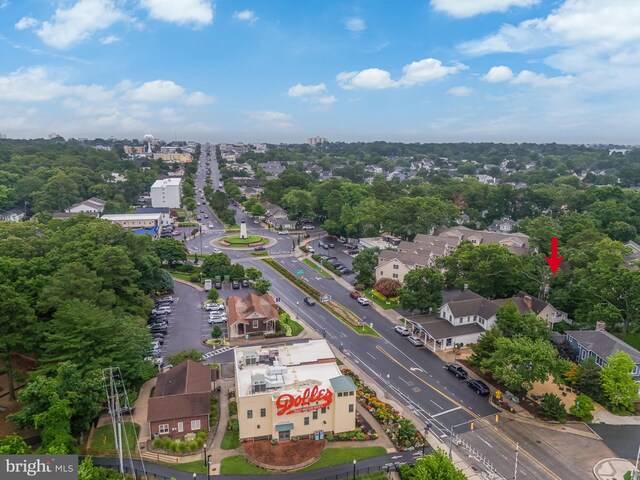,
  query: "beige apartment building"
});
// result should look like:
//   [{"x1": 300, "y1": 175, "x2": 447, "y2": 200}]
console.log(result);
[
  {"x1": 234, "y1": 340, "x2": 356, "y2": 441},
  {"x1": 154, "y1": 152, "x2": 193, "y2": 163}
]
